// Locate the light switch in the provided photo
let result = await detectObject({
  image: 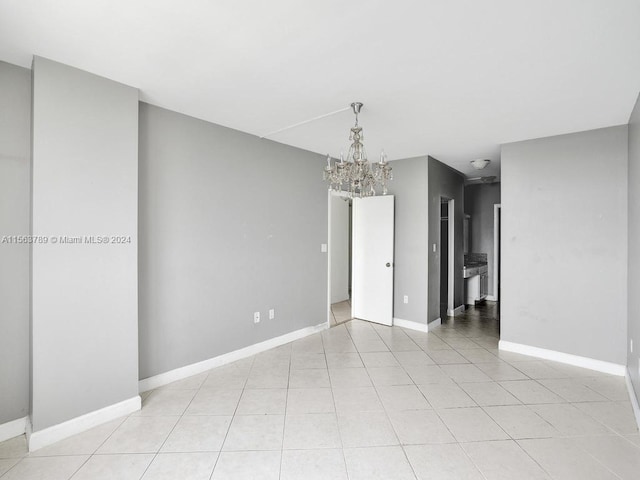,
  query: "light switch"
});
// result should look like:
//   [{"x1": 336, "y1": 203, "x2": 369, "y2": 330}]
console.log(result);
[
  {"x1": 433, "y1": 243, "x2": 437, "y2": 252},
  {"x1": 321, "y1": 243, "x2": 328, "y2": 253}
]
